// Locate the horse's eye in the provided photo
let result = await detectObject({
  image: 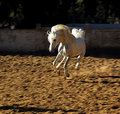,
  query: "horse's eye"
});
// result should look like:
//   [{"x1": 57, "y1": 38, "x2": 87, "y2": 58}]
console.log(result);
[{"x1": 54, "y1": 39, "x2": 56, "y2": 42}]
